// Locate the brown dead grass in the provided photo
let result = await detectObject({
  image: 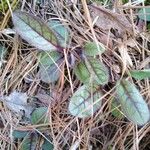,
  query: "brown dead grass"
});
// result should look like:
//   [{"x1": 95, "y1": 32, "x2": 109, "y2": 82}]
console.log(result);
[{"x1": 0, "y1": 0, "x2": 150, "y2": 150}]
